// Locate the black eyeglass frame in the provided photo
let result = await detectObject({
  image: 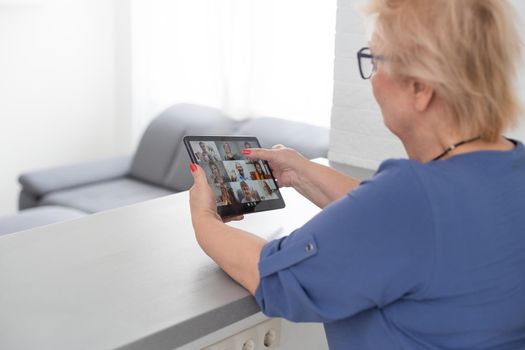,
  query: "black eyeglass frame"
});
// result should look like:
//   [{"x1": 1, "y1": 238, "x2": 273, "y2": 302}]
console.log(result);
[{"x1": 357, "y1": 47, "x2": 384, "y2": 80}]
